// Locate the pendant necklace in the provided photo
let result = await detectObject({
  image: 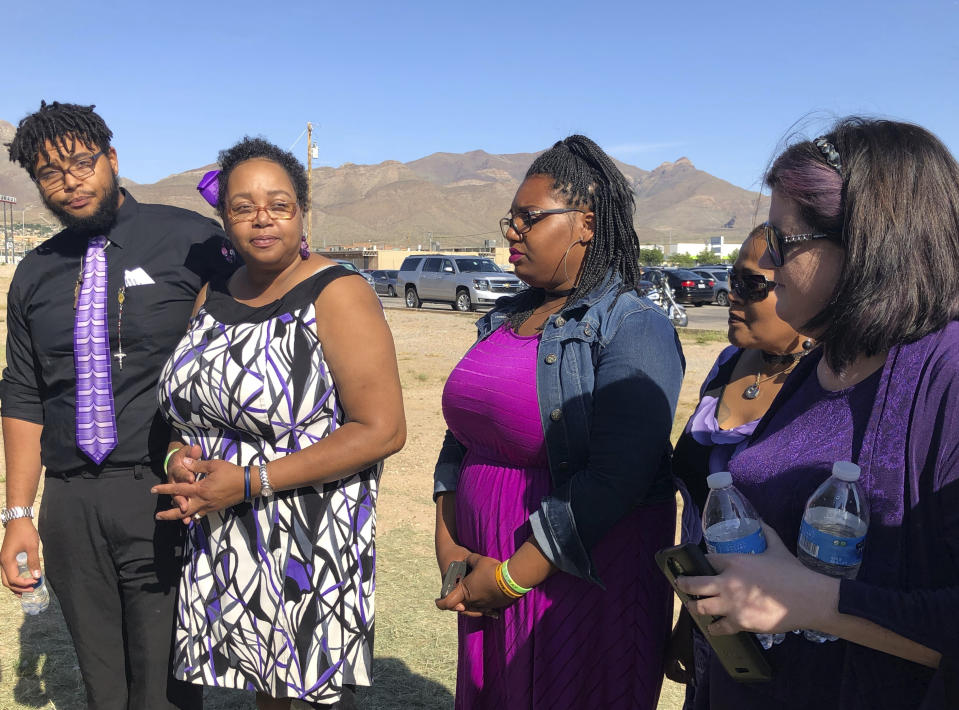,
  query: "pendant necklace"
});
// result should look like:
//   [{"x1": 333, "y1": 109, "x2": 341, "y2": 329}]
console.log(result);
[
  {"x1": 73, "y1": 259, "x2": 85, "y2": 310},
  {"x1": 531, "y1": 300, "x2": 565, "y2": 332},
  {"x1": 743, "y1": 362, "x2": 796, "y2": 400},
  {"x1": 744, "y1": 340, "x2": 815, "y2": 400},
  {"x1": 115, "y1": 286, "x2": 126, "y2": 370}
]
